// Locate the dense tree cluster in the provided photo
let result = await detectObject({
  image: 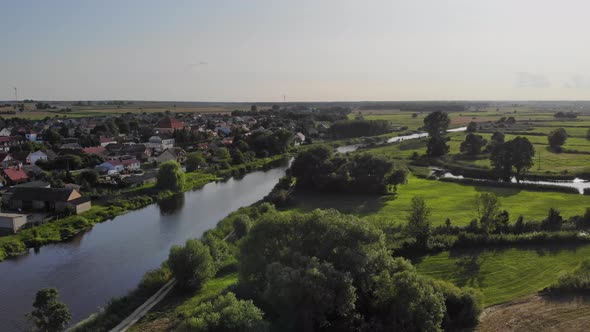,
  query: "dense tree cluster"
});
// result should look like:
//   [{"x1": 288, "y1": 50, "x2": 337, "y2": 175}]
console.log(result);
[
  {"x1": 329, "y1": 120, "x2": 393, "y2": 139},
  {"x1": 246, "y1": 128, "x2": 293, "y2": 158},
  {"x1": 28, "y1": 288, "x2": 71, "y2": 332},
  {"x1": 291, "y1": 145, "x2": 405, "y2": 194},
  {"x1": 554, "y1": 111, "x2": 577, "y2": 119},
  {"x1": 237, "y1": 209, "x2": 482, "y2": 331},
  {"x1": 460, "y1": 133, "x2": 487, "y2": 156},
  {"x1": 490, "y1": 136, "x2": 535, "y2": 182},
  {"x1": 168, "y1": 239, "x2": 216, "y2": 290}
]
